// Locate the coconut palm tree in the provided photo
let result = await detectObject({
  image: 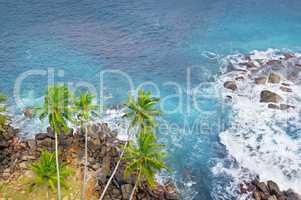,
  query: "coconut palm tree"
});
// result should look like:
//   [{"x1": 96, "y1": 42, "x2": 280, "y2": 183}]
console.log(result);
[
  {"x1": 29, "y1": 150, "x2": 72, "y2": 200},
  {"x1": 99, "y1": 89, "x2": 161, "y2": 200},
  {"x1": 124, "y1": 129, "x2": 169, "y2": 200},
  {"x1": 73, "y1": 92, "x2": 99, "y2": 200},
  {"x1": 0, "y1": 93, "x2": 8, "y2": 133},
  {"x1": 38, "y1": 85, "x2": 73, "y2": 200}
]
